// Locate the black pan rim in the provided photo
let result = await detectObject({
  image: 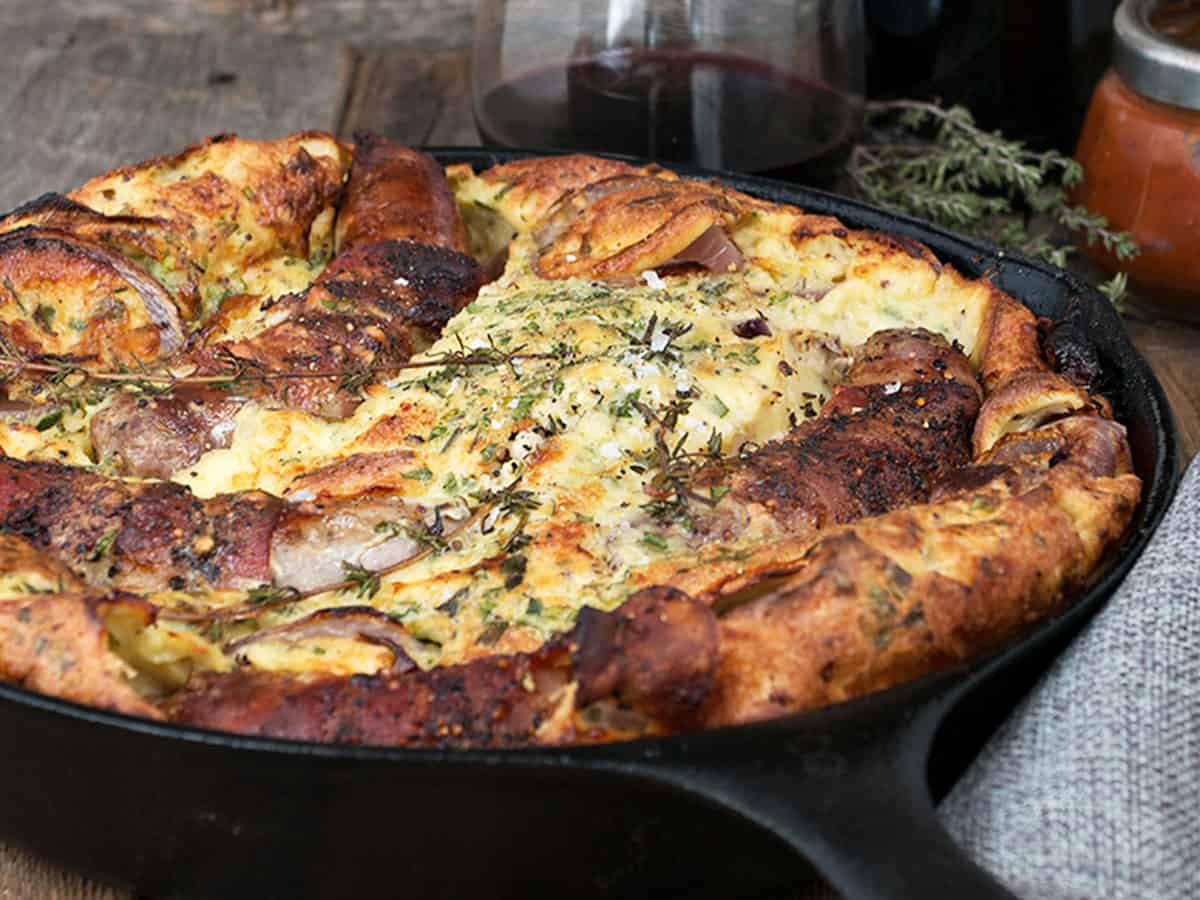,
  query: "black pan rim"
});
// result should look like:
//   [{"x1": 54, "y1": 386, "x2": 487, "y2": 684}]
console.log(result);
[{"x1": 0, "y1": 146, "x2": 1180, "y2": 767}]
